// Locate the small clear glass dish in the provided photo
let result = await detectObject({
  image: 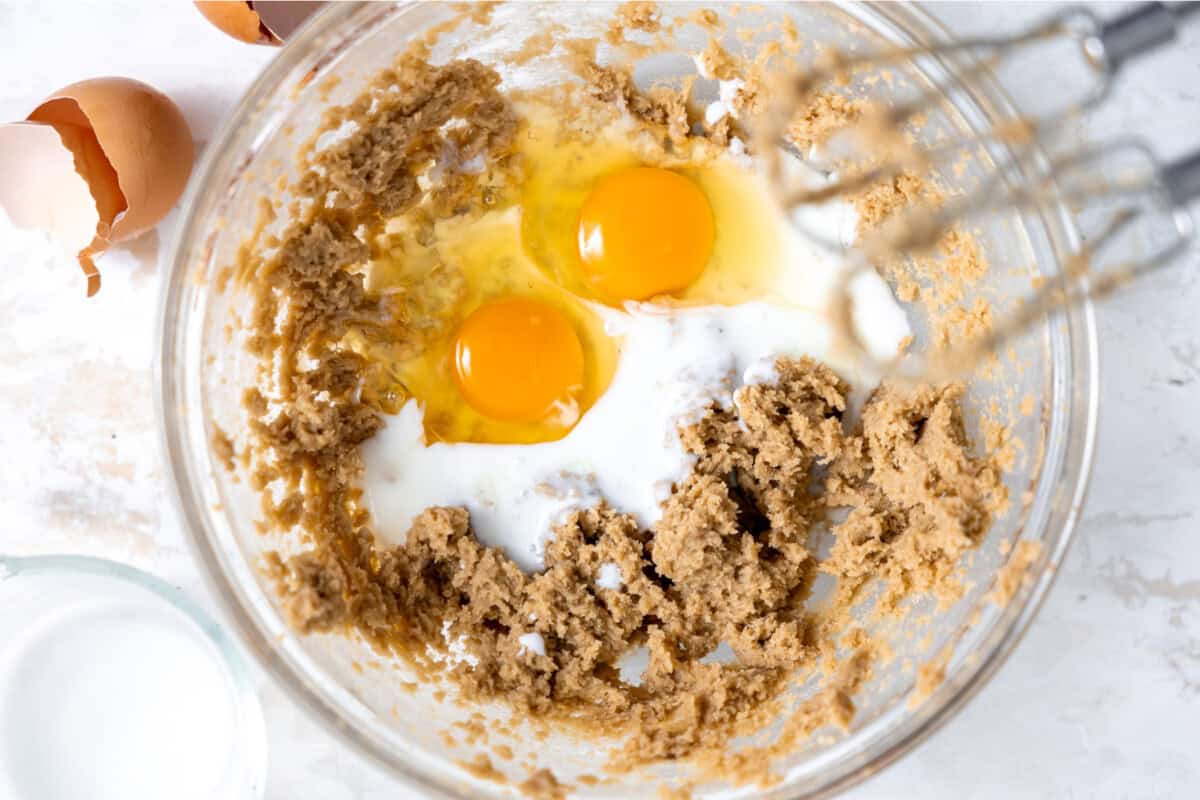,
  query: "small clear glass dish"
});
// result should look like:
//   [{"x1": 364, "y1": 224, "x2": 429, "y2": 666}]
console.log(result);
[{"x1": 0, "y1": 555, "x2": 266, "y2": 800}]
